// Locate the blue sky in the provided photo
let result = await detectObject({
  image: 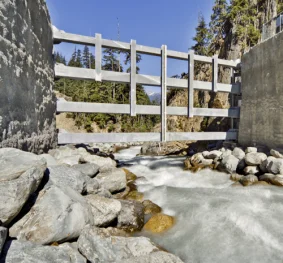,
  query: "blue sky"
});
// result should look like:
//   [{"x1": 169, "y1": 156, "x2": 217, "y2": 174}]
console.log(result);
[{"x1": 46, "y1": 0, "x2": 214, "y2": 93}]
